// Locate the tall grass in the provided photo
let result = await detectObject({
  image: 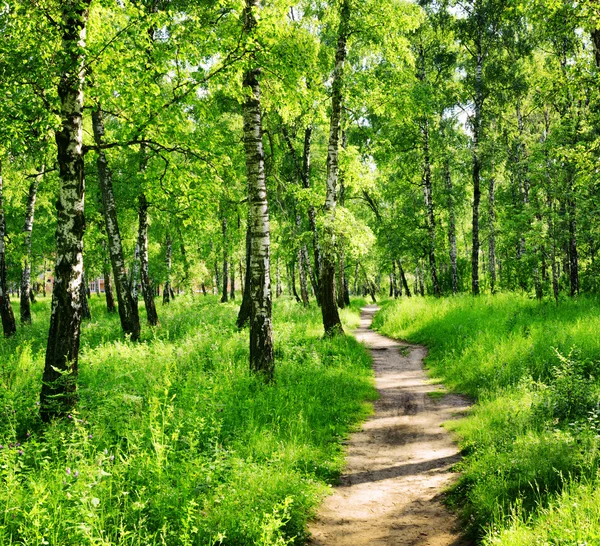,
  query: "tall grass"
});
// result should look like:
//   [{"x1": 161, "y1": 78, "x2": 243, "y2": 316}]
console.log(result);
[
  {"x1": 374, "y1": 294, "x2": 600, "y2": 545},
  {"x1": 0, "y1": 295, "x2": 375, "y2": 545}
]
